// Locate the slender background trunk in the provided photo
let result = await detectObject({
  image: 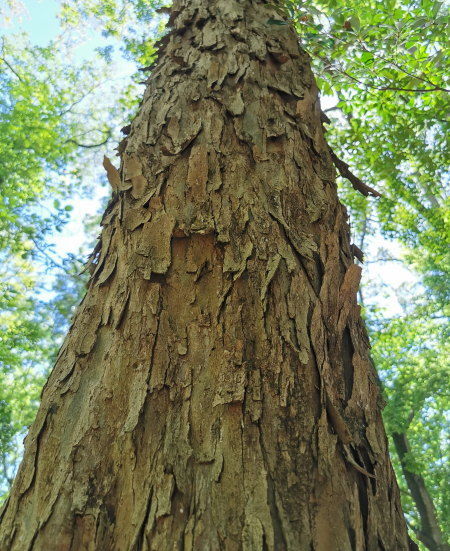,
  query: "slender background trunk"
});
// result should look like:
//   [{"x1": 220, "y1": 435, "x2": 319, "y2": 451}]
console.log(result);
[
  {"x1": 393, "y1": 432, "x2": 449, "y2": 551},
  {"x1": 0, "y1": 1, "x2": 411, "y2": 549}
]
